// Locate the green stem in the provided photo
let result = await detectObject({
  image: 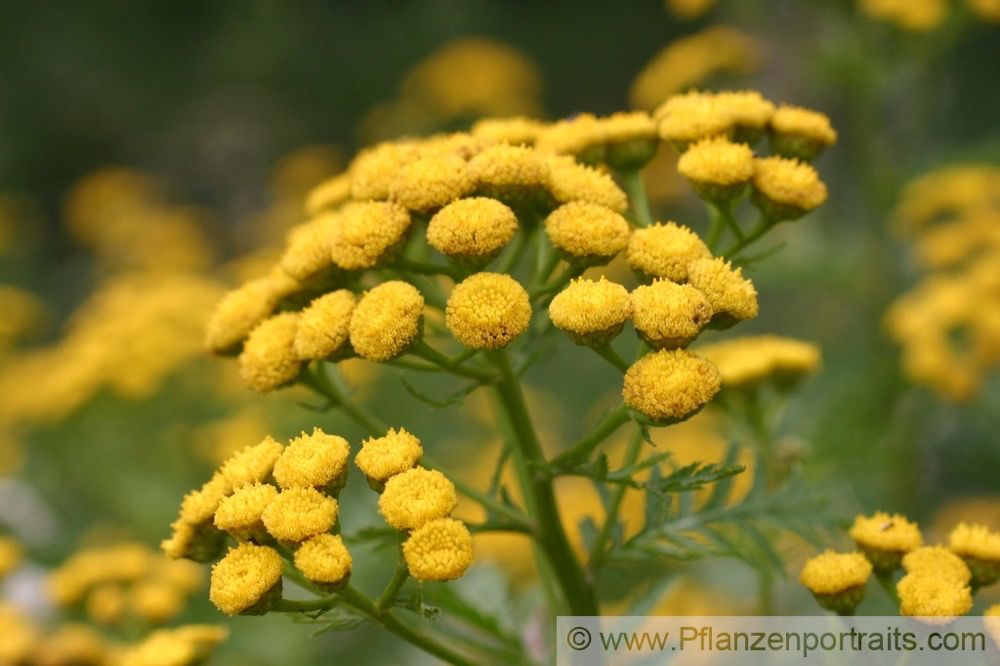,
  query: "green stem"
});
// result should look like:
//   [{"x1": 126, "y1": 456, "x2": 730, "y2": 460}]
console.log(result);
[
  {"x1": 396, "y1": 258, "x2": 462, "y2": 281},
  {"x1": 339, "y1": 586, "x2": 478, "y2": 666},
  {"x1": 552, "y1": 404, "x2": 632, "y2": 467},
  {"x1": 722, "y1": 214, "x2": 776, "y2": 260},
  {"x1": 486, "y1": 349, "x2": 598, "y2": 616},
  {"x1": 410, "y1": 341, "x2": 495, "y2": 382},
  {"x1": 706, "y1": 200, "x2": 741, "y2": 252},
  {"x1": 618, "y1": 169, "x2": 653, "y2": 227},
  {"x1": 529, "y1": 265, "x2": 582, "y2": 301},
  {"x1": 423, "y1": 454, "x2": 533, "y2": 531},
  {"x1": 875, "y1": 571, "x2": 900, "y2": 608},
  {"x1": 591, "y1": 344, "x2": 629, "y2": 374},
  {"x1": 376, "y1": 541, "x2": 411, "y2": 611},
  {"x1": 304, "y1": 362, "x2": 390, "y2": 435},
  {"x1": 382, "y1": 357, "x2": 443, "y2": 373},
  {"x1": 495, "y1": 227, "x2": 531, "y2": 274},
  {"x1": 272, "y1": 596, "x2": 338, "y2": 613},
  {"x1": 587, "y1": 428, "x2": 644, "y2": 571}
]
